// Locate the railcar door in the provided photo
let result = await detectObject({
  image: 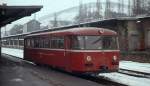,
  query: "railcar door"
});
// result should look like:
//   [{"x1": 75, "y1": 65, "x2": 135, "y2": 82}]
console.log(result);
[
  {"x1": 102, "y1": 36, "x2": 119, "y2": 70},
  {"x1": 63, "y1": 36, "x2": 72, "y2": 72}
]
